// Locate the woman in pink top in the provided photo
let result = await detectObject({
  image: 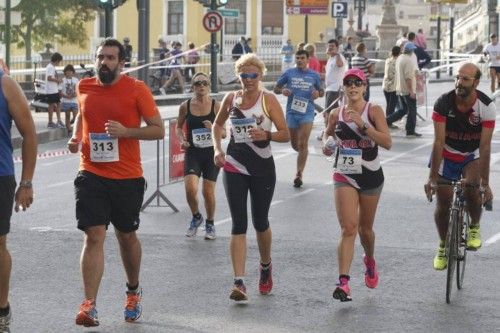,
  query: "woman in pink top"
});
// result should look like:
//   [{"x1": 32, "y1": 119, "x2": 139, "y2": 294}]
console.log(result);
[{"x1": 305, "y1": 44, "x2": 321, "y2": 73}]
